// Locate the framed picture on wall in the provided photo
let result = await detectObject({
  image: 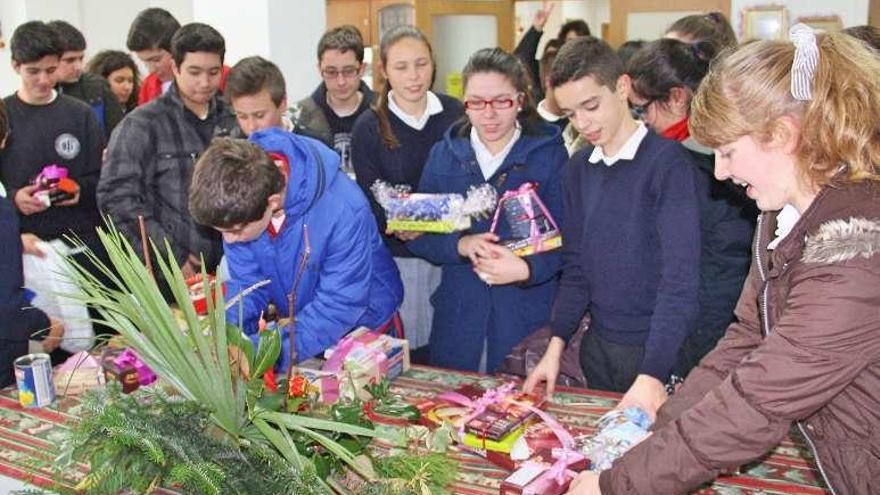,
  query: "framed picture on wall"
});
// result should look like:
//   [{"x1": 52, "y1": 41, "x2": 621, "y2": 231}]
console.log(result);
[
  {"x1": 742, "y1": 5, "x2": 789, "y2": 41},
  {"x1": 796, "y1": 15, "x2": 843, "y2": 32},
  {"x1": 378, "y1": 4, "x2": 415, "y2": 41}
]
